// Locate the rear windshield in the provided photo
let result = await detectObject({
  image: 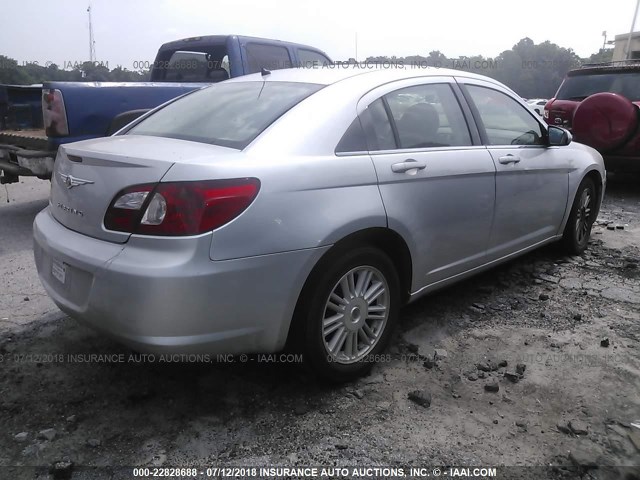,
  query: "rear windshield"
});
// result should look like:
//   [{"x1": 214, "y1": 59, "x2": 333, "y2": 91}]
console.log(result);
[
  {"x1": 150, "y1": 45, "x2": 230, "y2": 82},
  {"x1": 557, "y1": 71, "x2": 640, "y2": 101},
  {"x1": 128, "y1": 81, "x2": 323, "y2": 149}
]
